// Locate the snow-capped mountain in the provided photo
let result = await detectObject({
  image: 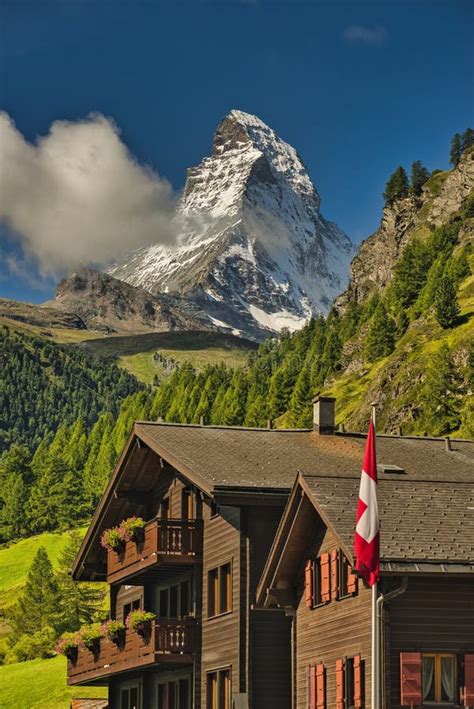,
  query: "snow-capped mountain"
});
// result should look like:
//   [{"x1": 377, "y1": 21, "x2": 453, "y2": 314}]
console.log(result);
[{"x1": 108, "y1": 110, "x2": 354, "y2": 339}]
